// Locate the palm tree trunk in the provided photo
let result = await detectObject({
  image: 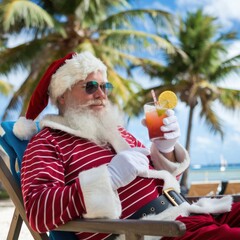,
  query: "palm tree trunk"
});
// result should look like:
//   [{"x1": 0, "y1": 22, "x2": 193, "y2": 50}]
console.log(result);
[
  {"x1": 180, "y1": 105, "x2": 195, "y2": 193},
  {"x1": 185, "y1": 106, "x2": 194, "y2": 152}
]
